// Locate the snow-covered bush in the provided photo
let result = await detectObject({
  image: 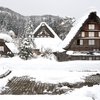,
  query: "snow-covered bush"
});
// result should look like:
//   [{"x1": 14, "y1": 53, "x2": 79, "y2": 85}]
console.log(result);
[
  {"x1": 18, "y1": 38, "x2": 35, "y2": 60},
  {"x1": 7, "y1": 52, "x2": 14, "y2": 57},
  {"x1": 40, "y1": 47, "x2": 57, "y2": 60}
]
